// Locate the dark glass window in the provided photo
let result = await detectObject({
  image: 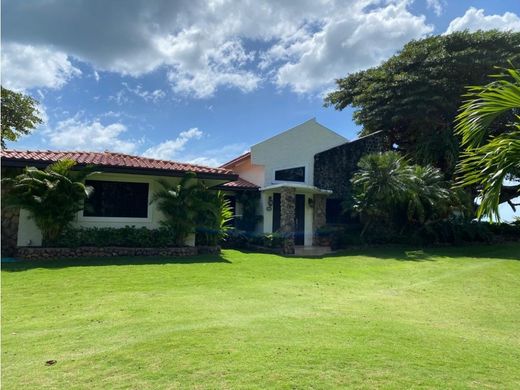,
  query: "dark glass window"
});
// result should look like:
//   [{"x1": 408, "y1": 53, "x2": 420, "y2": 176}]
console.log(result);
[
  {"x1": 275, "y1": 166, "x2": 305, "y2": 182},
  {"x1": 84, "y1": 180, "x2": 149, "y2": 218}
]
